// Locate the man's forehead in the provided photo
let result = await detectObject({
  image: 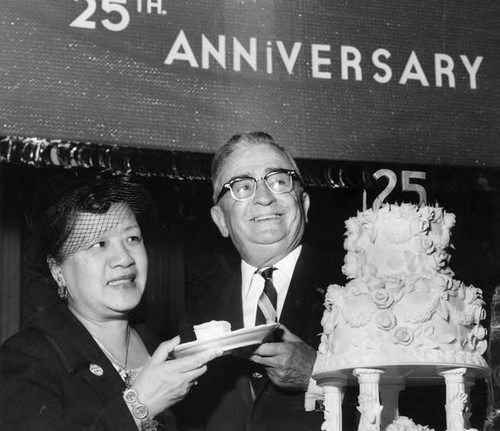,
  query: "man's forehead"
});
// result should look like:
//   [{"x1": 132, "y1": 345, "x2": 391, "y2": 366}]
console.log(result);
[{"x1": 221, "y1": 145, "x2": 293, "y2": 179}]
